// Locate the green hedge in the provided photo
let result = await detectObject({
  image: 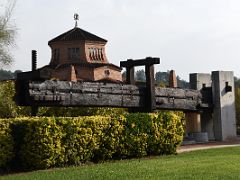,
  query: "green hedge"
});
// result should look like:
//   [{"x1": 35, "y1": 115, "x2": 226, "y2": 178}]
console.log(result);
[
  {"x1": 0, "y1": 120, "x2": 14, "y2": 169},
  {"x1": 0, "y1": 112, "x2": 184, "y2": 170}
]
